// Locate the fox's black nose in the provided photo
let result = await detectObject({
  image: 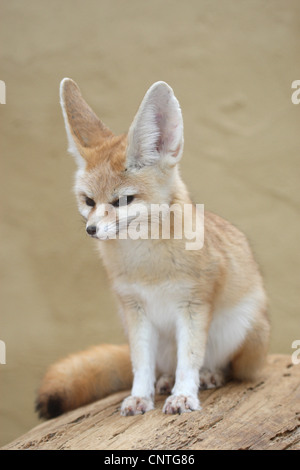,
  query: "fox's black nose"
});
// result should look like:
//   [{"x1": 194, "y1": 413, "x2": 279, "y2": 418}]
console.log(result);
[{"x1": 86, "y1": 225, "x2": 97, "y2": 236}]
